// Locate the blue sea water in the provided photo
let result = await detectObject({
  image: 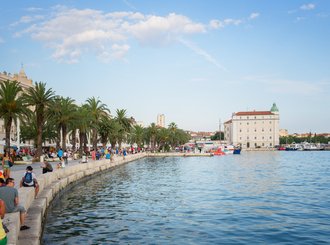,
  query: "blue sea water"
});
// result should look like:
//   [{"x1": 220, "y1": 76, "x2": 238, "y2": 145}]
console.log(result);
[{"x1": 42, "y1": 151, "x2": 330, "y2": 244}]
